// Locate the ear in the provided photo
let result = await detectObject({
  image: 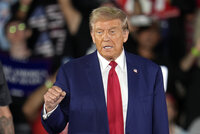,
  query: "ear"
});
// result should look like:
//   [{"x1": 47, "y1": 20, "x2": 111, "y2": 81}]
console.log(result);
[
  {"x1": 91, "y1": 31, "x2": 96, "y2": 44},
  {"x1": 123, "y1": 30, "x2": 129, "y2": 43}
]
